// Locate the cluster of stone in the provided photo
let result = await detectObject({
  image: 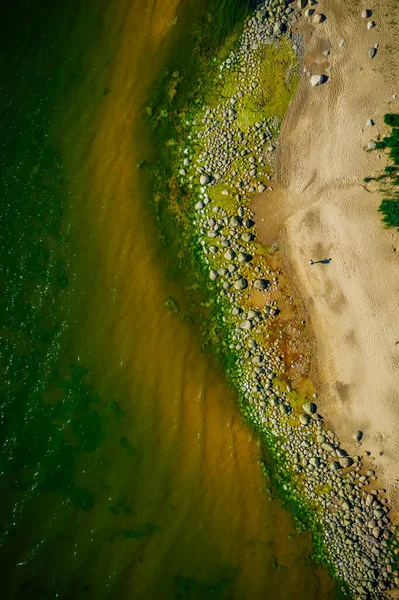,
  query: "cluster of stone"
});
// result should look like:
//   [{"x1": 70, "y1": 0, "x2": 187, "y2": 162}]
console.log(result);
[{"x1": 174, "y1": 1, "x2": 399, "y2": 597}]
